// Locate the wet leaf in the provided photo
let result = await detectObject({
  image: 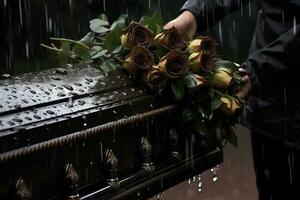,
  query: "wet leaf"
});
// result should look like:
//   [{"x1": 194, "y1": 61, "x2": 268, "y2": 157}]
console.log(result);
[
  {"x1": 73, "y1": 43, "x2": 91, "y2": 60},
  {"x1": 199, "y1": 102, "x2": 213, "y2": 120},
  {"x1": 207, "y1": 118, "x2": 226, "y2": 147},
  {"x1": 111, "y1": 14, "x2": 128, "y2": 30},
  {"x1": 140, "y1": 12, "x2": 162, "y2": 34},
  {"x1": 103, "y1": 28, "x2": 121, "y2": 51},
  {"x1": 214, "y1": 59, "x2": 239, "y2": 73},
  {"x1": 182, "y1": 107, "x2": 196, "y2": 123},
  {"x1": 90, "y1": 19, "x2": 109, "y2": 33},
  {"x1": 90, "y1": 46, "x2": 107, "y2": 59},
  {"x1": 171, "y1": 81, "x2": 185, "y2": 101},
  {"x1": 225, "y1": 126, "x2": 238, "y2": 147},
  {"x1": 111, "y1": 46, "x2": 123, "y2": 54},
  {"x1": 211, "y1": 97, "x2": 222, "y2": 110},
  {"x1": 100, "y1": 59, "x2": 118, "y2": 73},
  {"x1": 183, "y1": 73, "x2": 197, "y2": 88},
  {"x1": 79, "y1": 32, "x2": 95, "y2": 46}
]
